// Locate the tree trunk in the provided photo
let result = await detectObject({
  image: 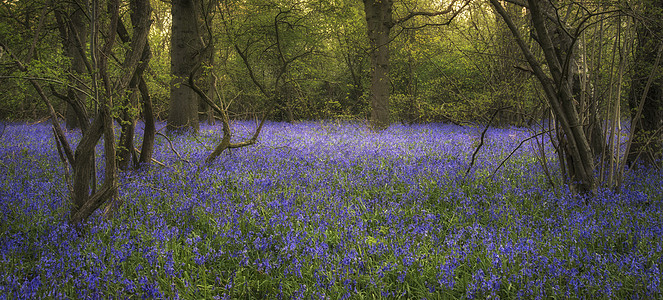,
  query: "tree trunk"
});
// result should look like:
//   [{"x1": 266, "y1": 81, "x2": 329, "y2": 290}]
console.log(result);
[
  {"x1": 71, "y1": 116, "x2": 104, "y2": 214},
  {"x1": 70, "y1": 0, "x2": 122, "y2": 223},
  {"x1": 628, "y1": 1, "x2": 663, "y2": 167},
  {"x1": 168, "y1": 0, "x2": 201, "y2": 133},
  {"x1": 117, "y1": 89, "x2": 138, "y2": 170},
  {"x1": 117, "y1": 0, "x2": 152, "y2": 170},
  {"x1": 363, "y1": 0, "x2": 393, "y2": 130},
  {"x1": 138, "y1": 74, "x2": 156, "y2": 166}
]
